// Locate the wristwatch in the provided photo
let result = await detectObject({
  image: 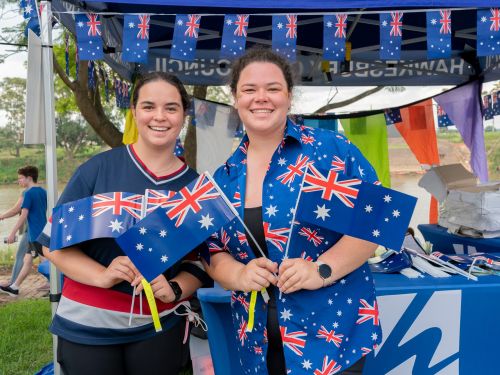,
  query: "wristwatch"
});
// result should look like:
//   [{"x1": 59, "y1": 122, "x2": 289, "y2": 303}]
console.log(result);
[
  {"x1": 316, "y1": 261, "x2": 333, "y2": 287},
  {"x1": 168, "y1": 281, "x2": 183, "y2": 302}
]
